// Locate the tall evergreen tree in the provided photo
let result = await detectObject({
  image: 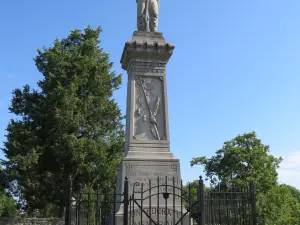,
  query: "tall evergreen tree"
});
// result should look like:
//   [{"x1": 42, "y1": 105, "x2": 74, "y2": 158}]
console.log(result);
[{"x1": 2, "y1": 27, "x2": 124, "y2": 214}]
